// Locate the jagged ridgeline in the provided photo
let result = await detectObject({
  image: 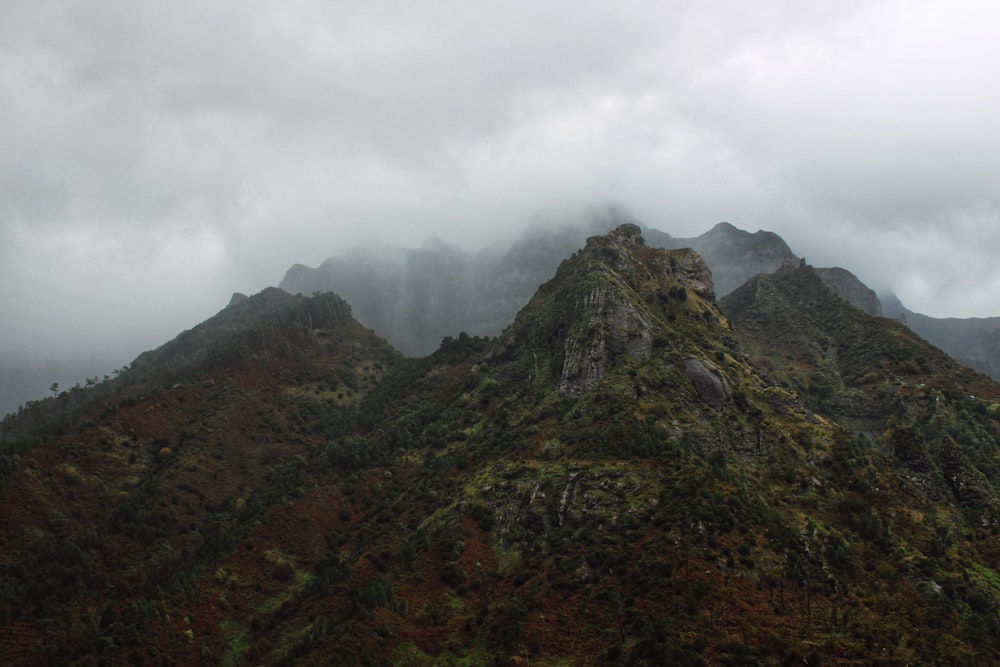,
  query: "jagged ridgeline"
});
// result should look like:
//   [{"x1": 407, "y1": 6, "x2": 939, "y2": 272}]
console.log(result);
[{"x1": 4, "y1": 226, "x2": 1000, "y2": 665}]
